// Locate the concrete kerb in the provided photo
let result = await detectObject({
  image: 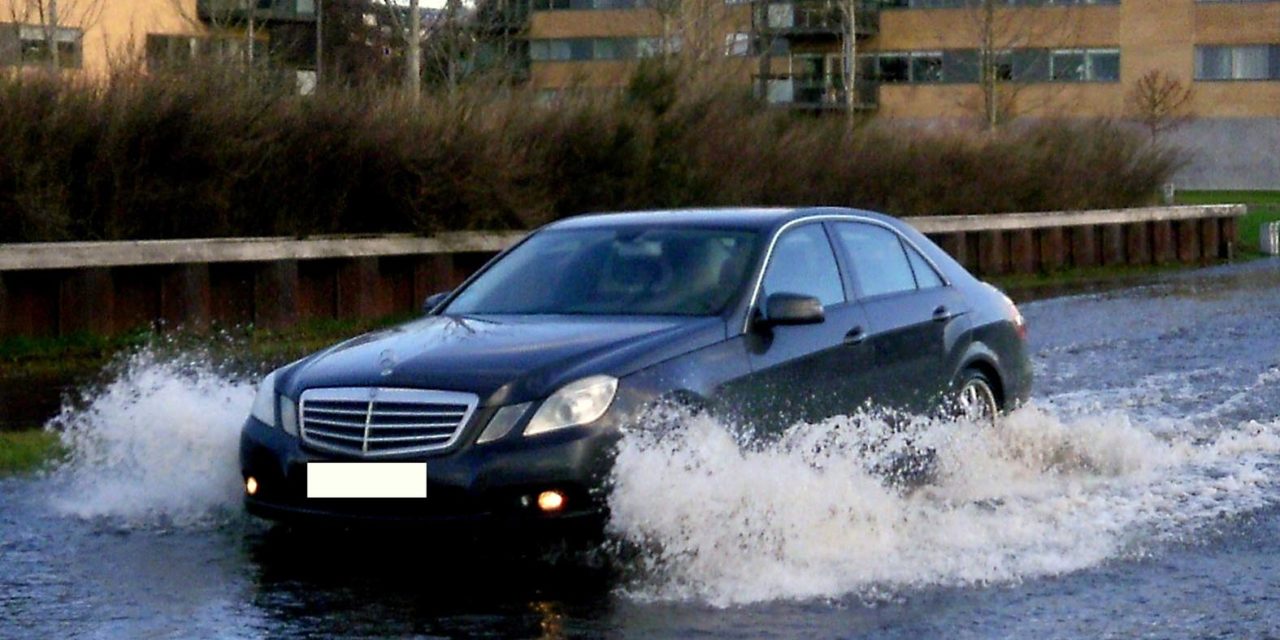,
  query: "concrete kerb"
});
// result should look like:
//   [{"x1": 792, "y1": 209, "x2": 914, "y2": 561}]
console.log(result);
[{"x1": 0, "y1": 206, "x2": 1249, "y2": 273}]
